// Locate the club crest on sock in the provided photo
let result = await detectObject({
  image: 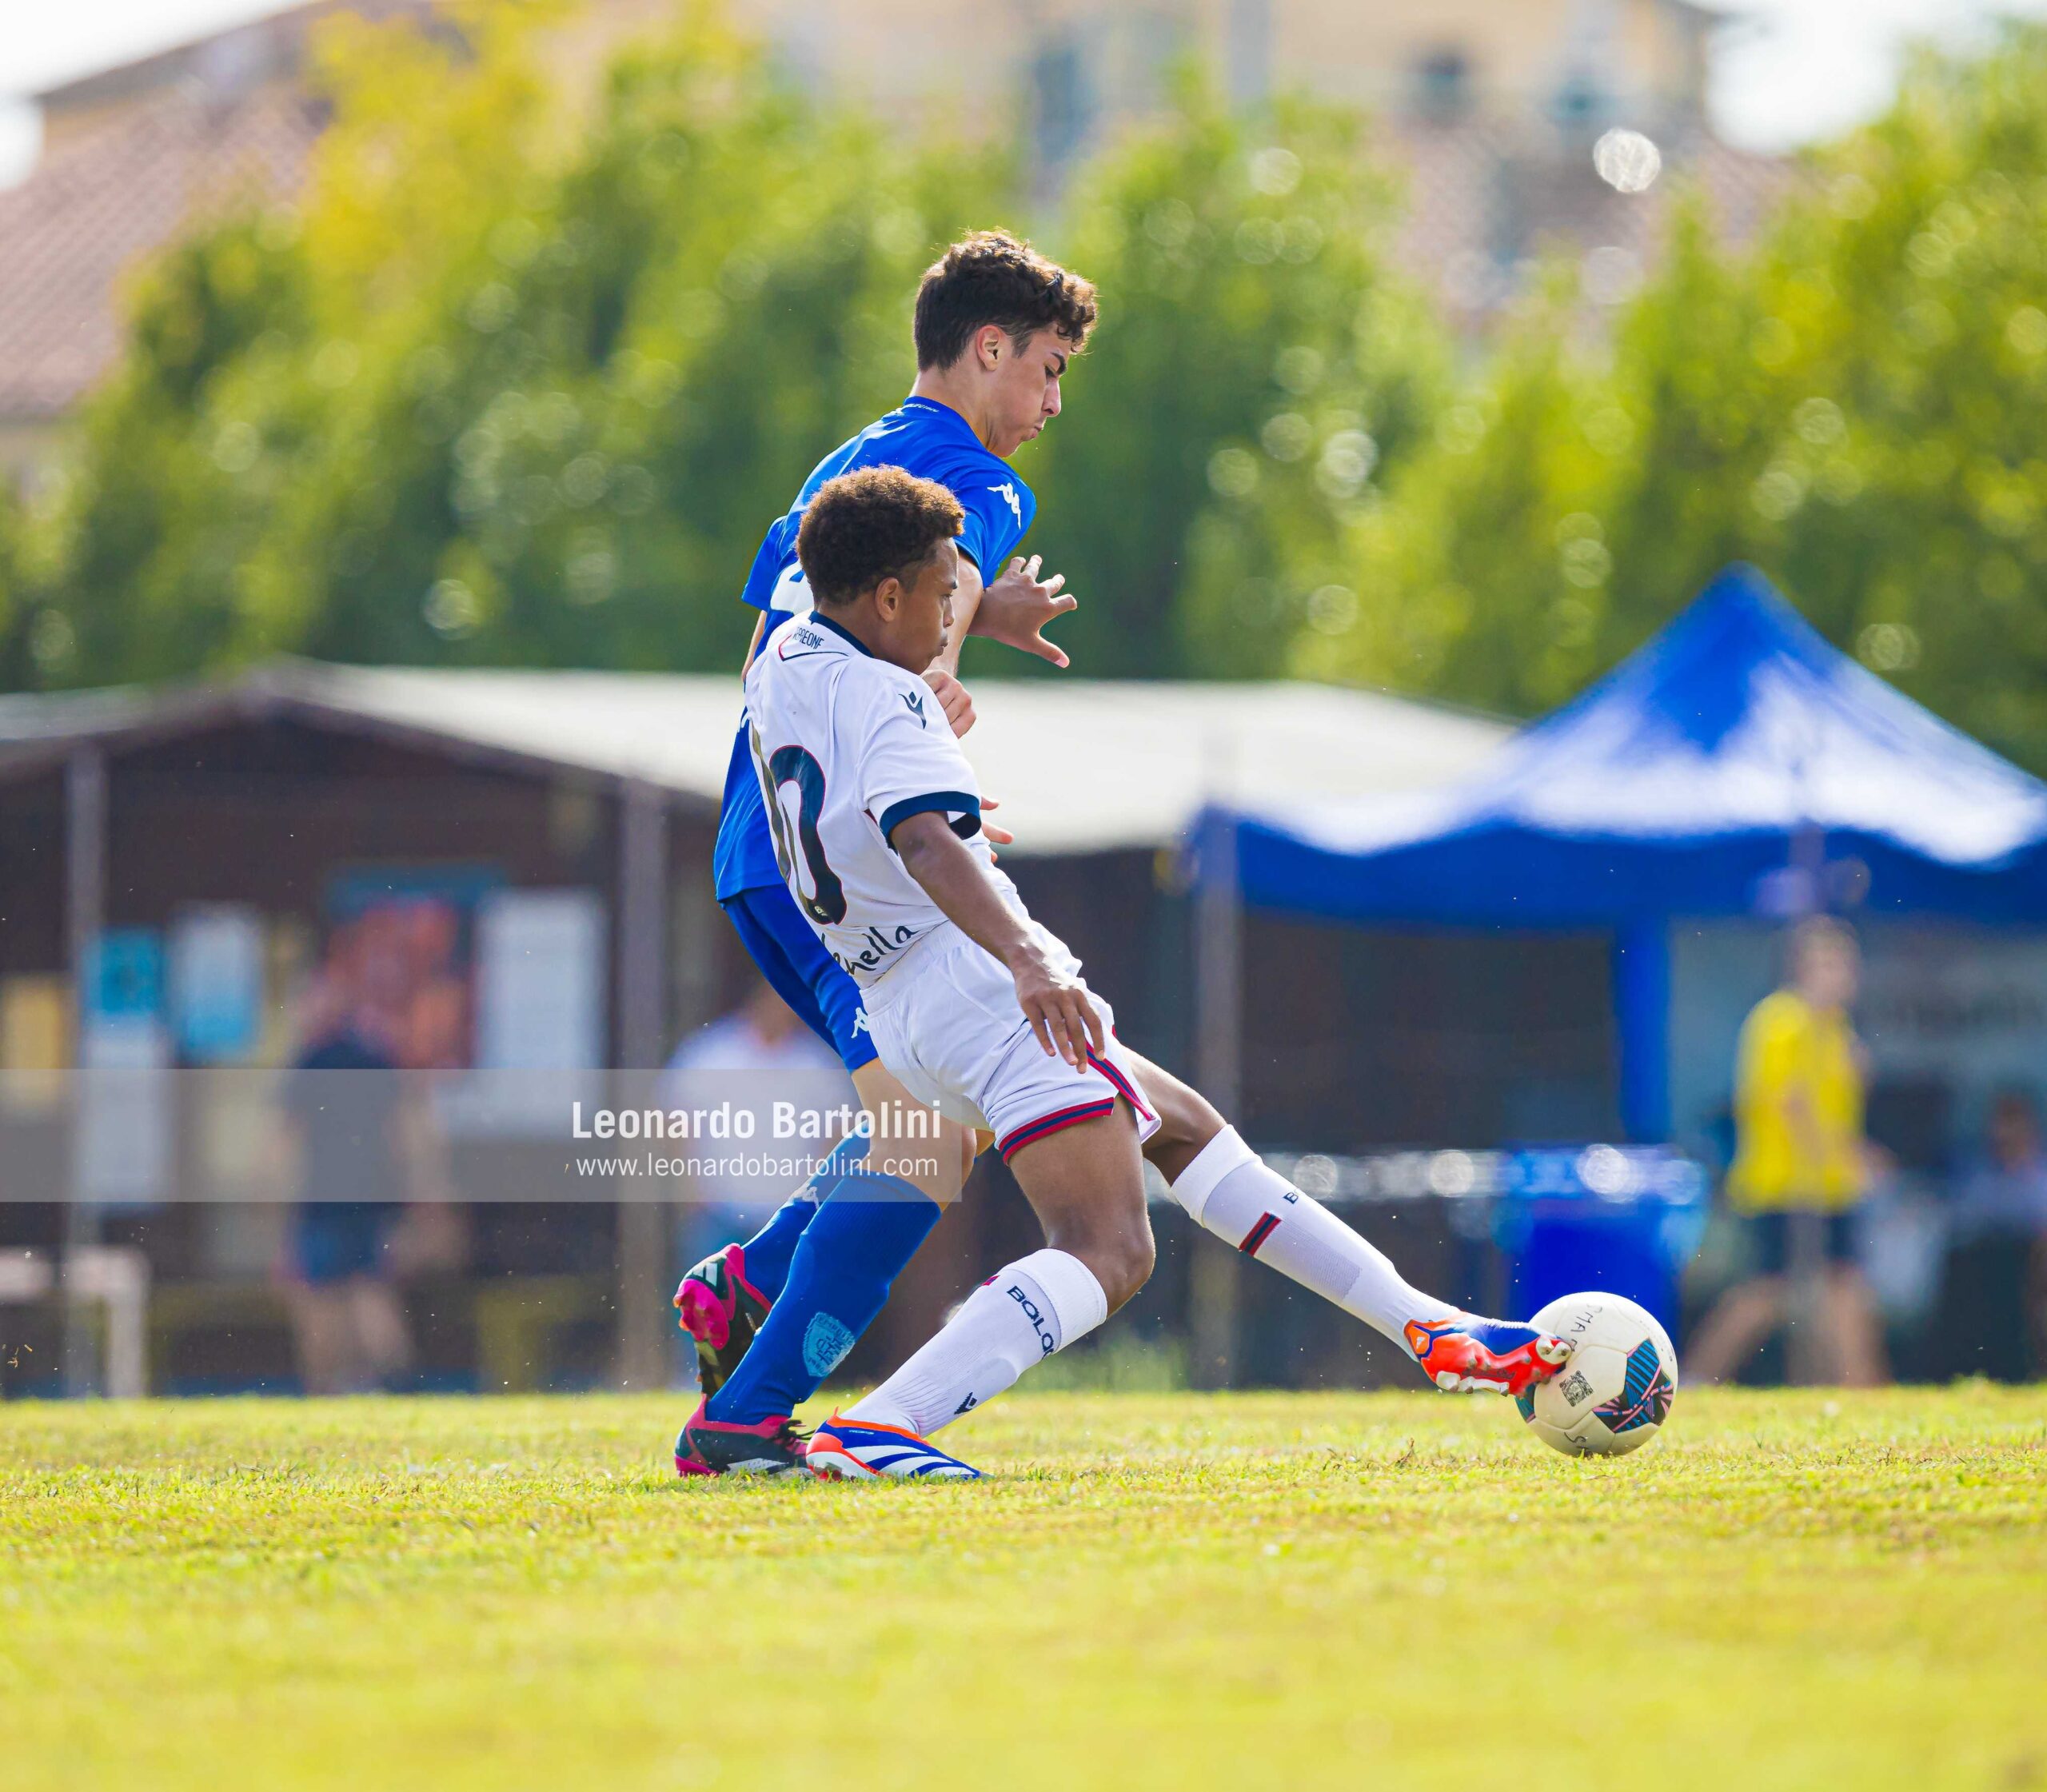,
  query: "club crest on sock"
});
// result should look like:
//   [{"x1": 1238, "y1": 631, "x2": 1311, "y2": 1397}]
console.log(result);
[{"x1": 802, "y1": 1312, "x2": 859, "y2": 1378}]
